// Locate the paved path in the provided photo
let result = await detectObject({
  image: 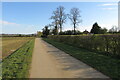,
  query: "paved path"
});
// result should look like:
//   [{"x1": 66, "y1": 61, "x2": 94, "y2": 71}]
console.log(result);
[{"x1": 29, "y1": 38, "x2": 109, "y2": 78}]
